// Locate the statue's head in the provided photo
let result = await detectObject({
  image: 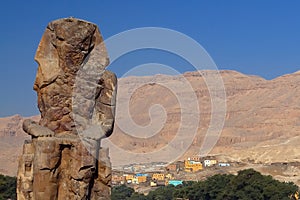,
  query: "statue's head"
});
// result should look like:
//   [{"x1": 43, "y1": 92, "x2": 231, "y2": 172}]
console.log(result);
[
  {"x1": 32, "y1": 18, "x2": 114, "y2": 136},
  {"x1": 34, "y1": 18, "x2": 108, "y2": 90}
]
